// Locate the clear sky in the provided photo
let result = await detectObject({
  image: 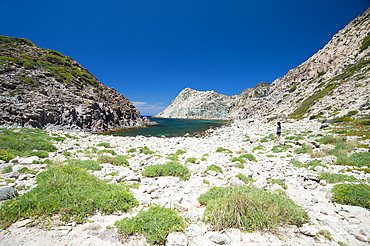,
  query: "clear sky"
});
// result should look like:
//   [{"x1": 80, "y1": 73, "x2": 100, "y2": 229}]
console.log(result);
[{"x1": 1, "y1": 1, "x2": 369, "y2": 115}]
